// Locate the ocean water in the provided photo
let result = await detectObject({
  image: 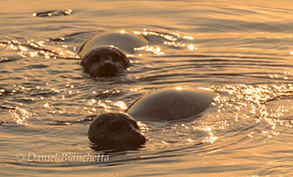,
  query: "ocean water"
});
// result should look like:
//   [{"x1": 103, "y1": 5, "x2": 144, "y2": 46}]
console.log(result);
[{"x1": 0, "y1": 0, "x2": 292, "y2": 176}]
